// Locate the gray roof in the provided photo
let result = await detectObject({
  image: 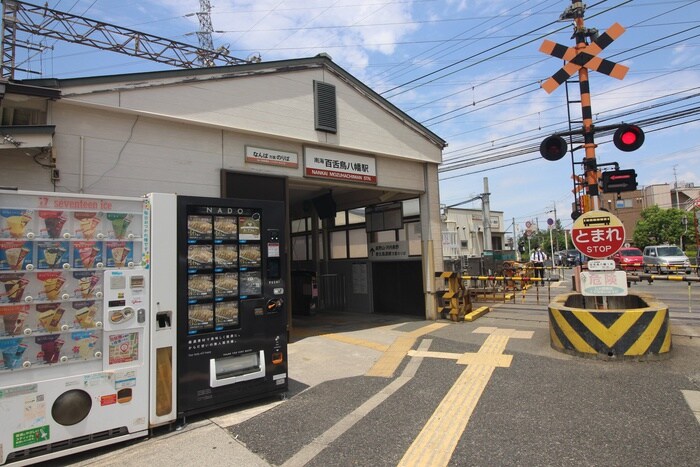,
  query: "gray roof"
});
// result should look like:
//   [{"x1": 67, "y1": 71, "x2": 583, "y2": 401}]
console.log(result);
[{"x1": 21, "y1": 55, "x2": 446, "y2": 149}]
